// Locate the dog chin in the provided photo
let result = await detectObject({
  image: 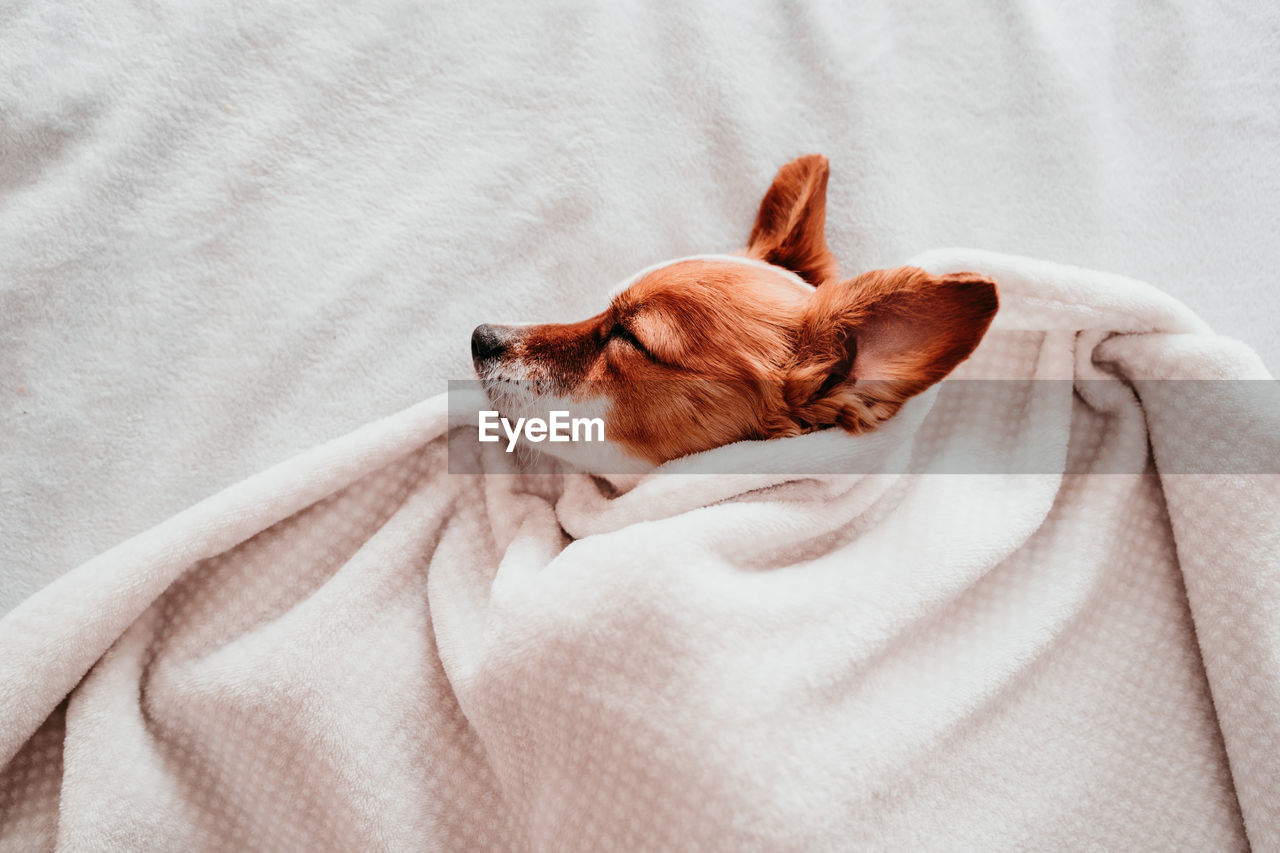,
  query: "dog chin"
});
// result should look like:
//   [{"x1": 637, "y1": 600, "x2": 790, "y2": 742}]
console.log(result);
[
  {"x1": 538, "y1": 437, "x2": 657, "y2": 477},
  {"x1": 478, "y1": 382, "x2": 656, "y2": 476}
]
